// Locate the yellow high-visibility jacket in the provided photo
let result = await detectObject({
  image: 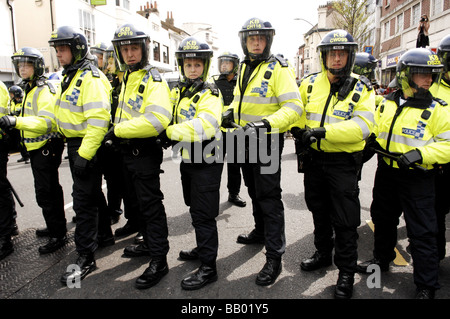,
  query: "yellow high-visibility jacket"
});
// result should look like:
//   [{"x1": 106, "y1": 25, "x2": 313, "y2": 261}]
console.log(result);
[
  {"x1": 56, "y1": 65, "x2": 111, "y2": 160},
  {"x1": 113, "y1": 68, "x2": 172, "y2": 138},
  {"x1": 167, "y1": 82, "x2": 223, "y2": 160},
  {"x1": 294, "y1": 72, "x2": 375, "y2": 153},
  {"x1": 374, "y1": 90, "x2": 450, "y2": 169},
  {"x1": 15, "y1": 80, "x2": 62, "y2": 151},
  {"x1": 430, "y1": 78, "x2": 450, "y2": 105},
  {"x1": 229, "y1": 56, "x2": 303, "y2": 133},
  {"x1": 0, "y1": 81, "x2": 10, "y2": 140}
]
